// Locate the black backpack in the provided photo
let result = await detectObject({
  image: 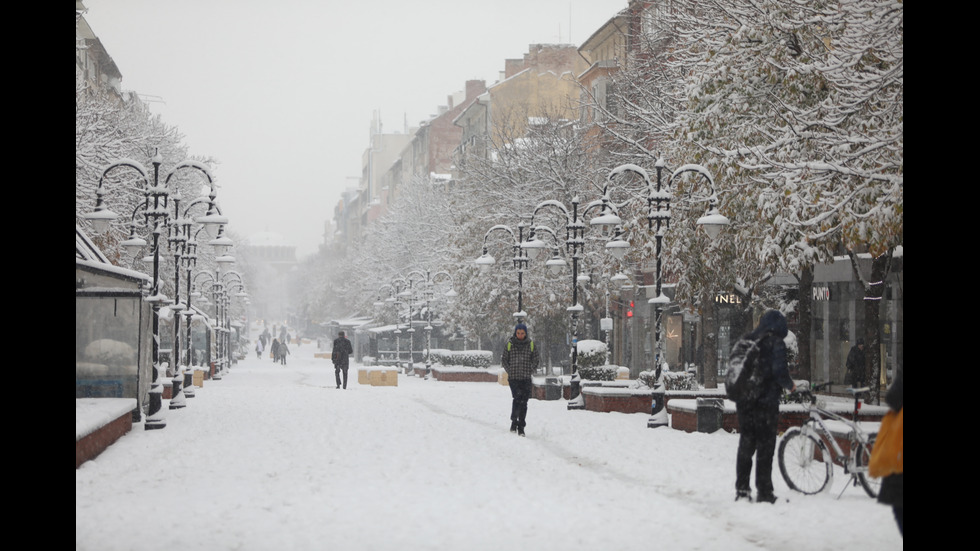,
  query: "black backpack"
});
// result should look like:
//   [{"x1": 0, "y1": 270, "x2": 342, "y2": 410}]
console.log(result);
[{"x1": 724, "y1": 334, "x2": 767, "y2": 403}]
